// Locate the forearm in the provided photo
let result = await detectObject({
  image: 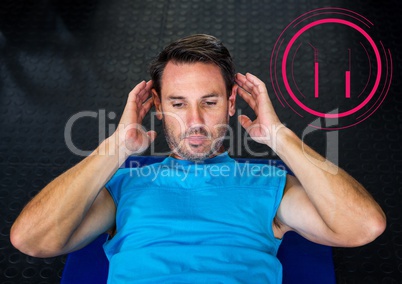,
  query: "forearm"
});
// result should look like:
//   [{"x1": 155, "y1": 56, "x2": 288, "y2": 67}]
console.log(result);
[
  {"x1": 11, "y1": 135, "x2": 124, "y2": 255},
  {"x1": 274, "y1": 127, "x2": 386, "y2": 243}
]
